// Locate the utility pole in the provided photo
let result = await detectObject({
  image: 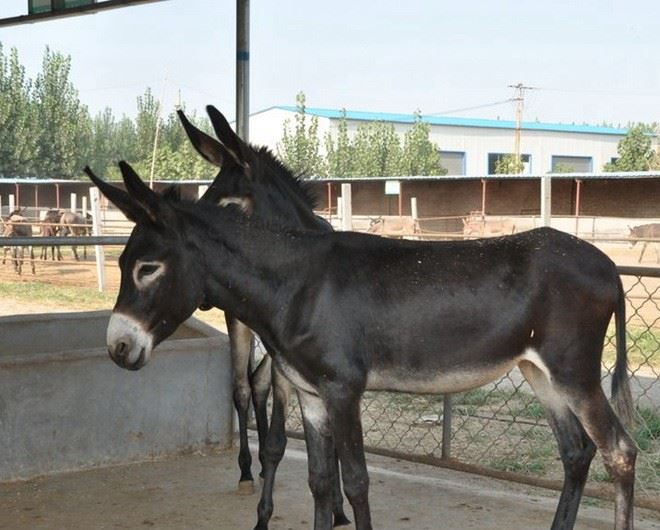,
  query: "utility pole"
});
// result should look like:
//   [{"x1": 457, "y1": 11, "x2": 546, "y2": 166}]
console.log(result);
[{"x1": 508, "y1": 82, "x2": 535, "y2": 173}]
